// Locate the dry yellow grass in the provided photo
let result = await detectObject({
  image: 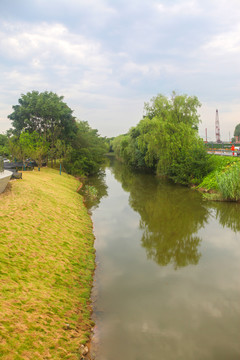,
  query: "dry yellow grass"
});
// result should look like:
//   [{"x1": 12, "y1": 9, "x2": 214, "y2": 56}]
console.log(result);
[{"x1": 0, "y1": 168, "x2": 95, "y2": 359}]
